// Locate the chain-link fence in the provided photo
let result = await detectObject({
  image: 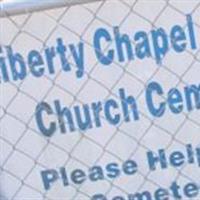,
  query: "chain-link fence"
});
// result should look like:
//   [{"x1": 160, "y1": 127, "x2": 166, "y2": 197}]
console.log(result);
[{"x1": 1, "y1": 0, "x2": 200, "y2": 199}]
